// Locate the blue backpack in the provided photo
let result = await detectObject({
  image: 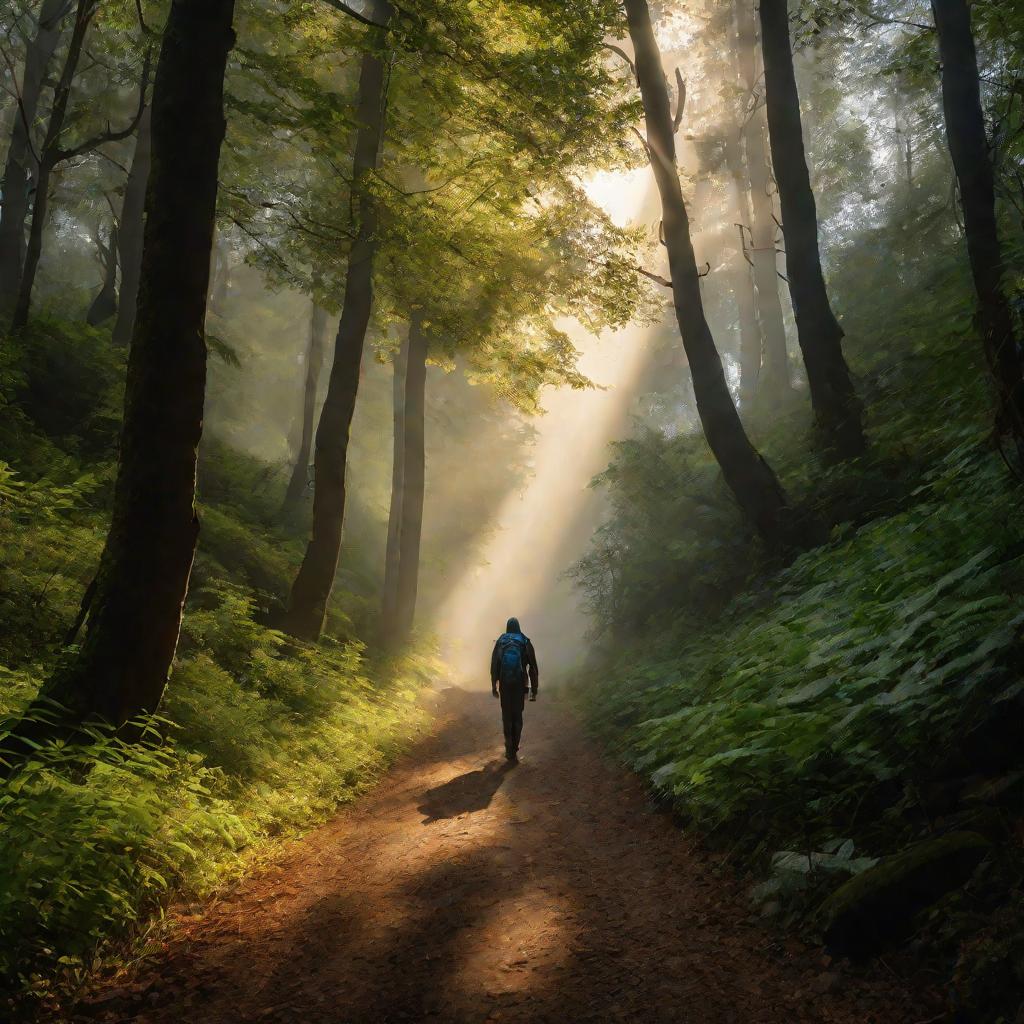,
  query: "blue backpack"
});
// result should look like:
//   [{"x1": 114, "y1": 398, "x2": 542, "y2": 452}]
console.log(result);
[{"x1": 497, "y1": 632, "x2": 528, "y2": 687}]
